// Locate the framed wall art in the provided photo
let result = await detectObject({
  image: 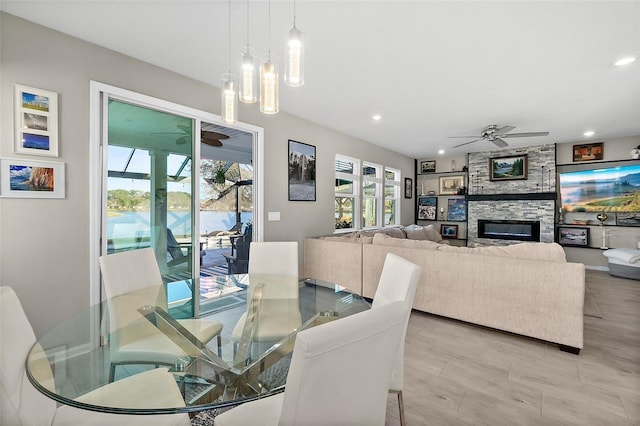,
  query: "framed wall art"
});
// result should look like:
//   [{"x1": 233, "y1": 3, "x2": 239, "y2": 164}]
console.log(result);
[
  {"x1": 489, "y1": 154, "x2": 528, "y2": 181},
  {"x1": 14, "y1": 84, "x2": 59, "y2": 157},
  {"x1": 557, "y1": 226, "x2": 590, "y2": 247},
  {"x1": 447, "y1": 198, "x2": 466, "y2": 221},
  {"x1": 404, "y1": 177, "x2": 412, "y2": 199},
  {"x1": 439, "y1": 175, "x2": 465, "y2": 195},
  {"x1": 572, "y1": 142, "x2": 604, "y2": 162},
  {"x1": 417, "y1": 196, "x2": 437, "y2": 220},
  {"x1": 288, "y1": 140, "x2": 316, "y2": 201},
  {"x1": 0, "y1": 158, "x2": 65, "y2": 198},
  {"x1": 440, "y1": 224, "x2": 458, "y2": 239},
  {"x1": 420, "y1": 160, "x2": 436, "y2": 173}
]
